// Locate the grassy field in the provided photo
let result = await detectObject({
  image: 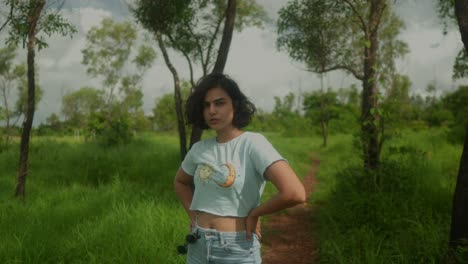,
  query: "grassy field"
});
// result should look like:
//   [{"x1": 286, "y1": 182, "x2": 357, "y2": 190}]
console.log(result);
[
  {"x1": 313, "y1": 129, "x2": 463, "y2": 263},
  {"x1": 0, "y1": 132, "x2": 318, "y2": 263},
  {"x1": 0, "y1": 129, "x2": 463, "y2": 263}
]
